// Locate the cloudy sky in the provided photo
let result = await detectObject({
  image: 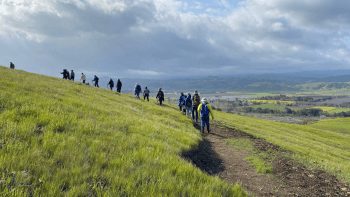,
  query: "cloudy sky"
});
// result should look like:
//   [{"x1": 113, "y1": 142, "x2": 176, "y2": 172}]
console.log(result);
[{"x1": 0, "y1": 0, "x2": 350, "y2": 79}]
